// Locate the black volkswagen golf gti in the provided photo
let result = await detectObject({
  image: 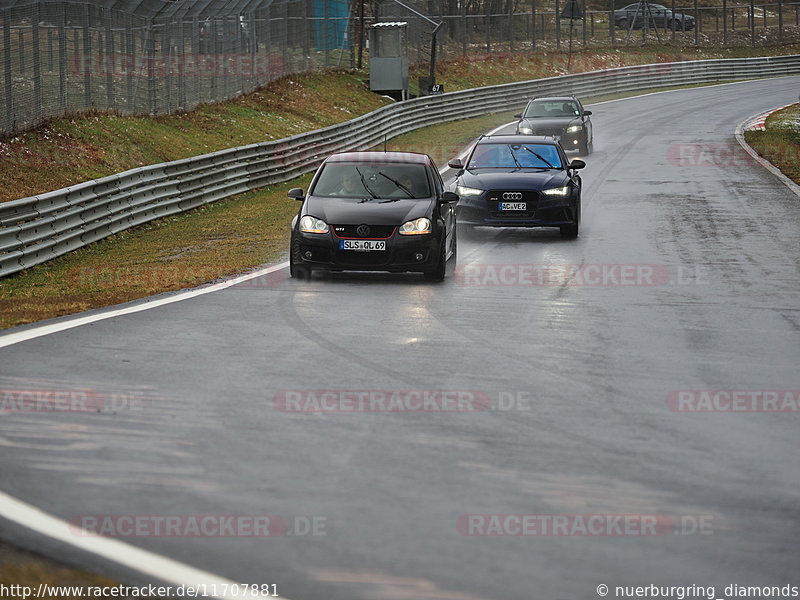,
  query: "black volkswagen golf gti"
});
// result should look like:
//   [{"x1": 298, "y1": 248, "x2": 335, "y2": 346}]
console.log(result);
[
  {"x1": 449, "y1": 135, "x2": 585, "y2": 238},
  {"x1": 287, "y1": 151, "x2": 458, "y2": 280}
]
